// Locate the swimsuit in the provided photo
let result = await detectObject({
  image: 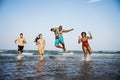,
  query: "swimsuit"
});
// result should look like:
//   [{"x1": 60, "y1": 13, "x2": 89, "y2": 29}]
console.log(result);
[
  {"x1": 37, "y1": 39, "x2": 45, "y2": 48},
  {"x1": 55, "y1": 37, "x2": 64, "y2": 45},
  {"x1": 18, "y1": 45, "x2": 24, "y2": 52},
  {"x1": 82, "y1": 40, "x2": 89, "y2": 47},
  {"x1": 53, "y1": 28, "x2": 65, "y2": 45}
]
